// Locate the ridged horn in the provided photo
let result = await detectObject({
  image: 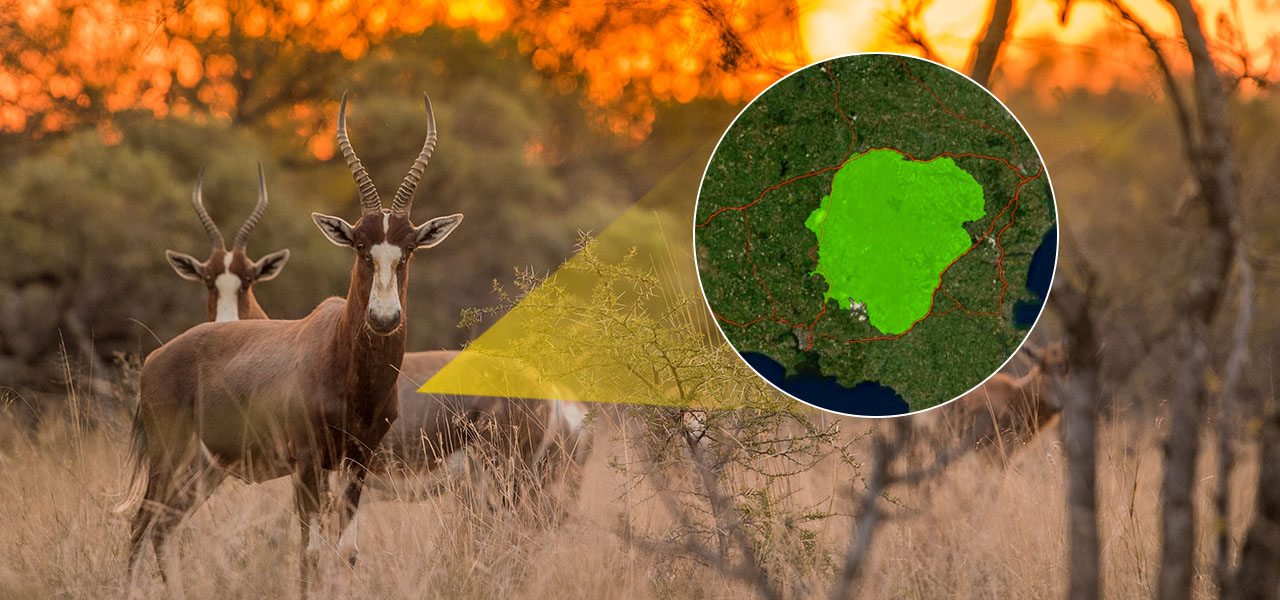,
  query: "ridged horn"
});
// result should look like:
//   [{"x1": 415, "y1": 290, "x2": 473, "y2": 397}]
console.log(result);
[
  {"x1": 390, "y1": 92, "x2": 437, "y2": 217},
  {"x1": 233, "y1": 163, "x2": 269, "y2": 251},
  {"x1": 191, "y1": 167, "x2": 224, "y2": 251},
  {"x1": 336, "y1": 92, "x2": 382, "y2": 217}
]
